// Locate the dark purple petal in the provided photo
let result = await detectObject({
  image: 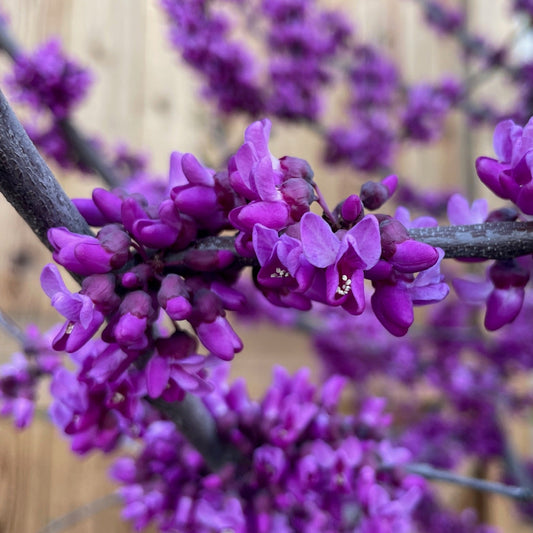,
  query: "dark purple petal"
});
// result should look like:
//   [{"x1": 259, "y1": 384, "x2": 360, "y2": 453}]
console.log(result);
[
  {"x1": 371, "y1": 284, "x2": 413, "y2": 336},
  {"x1": 485, "y1": 287, "x2": 524, "y2": 330}
]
